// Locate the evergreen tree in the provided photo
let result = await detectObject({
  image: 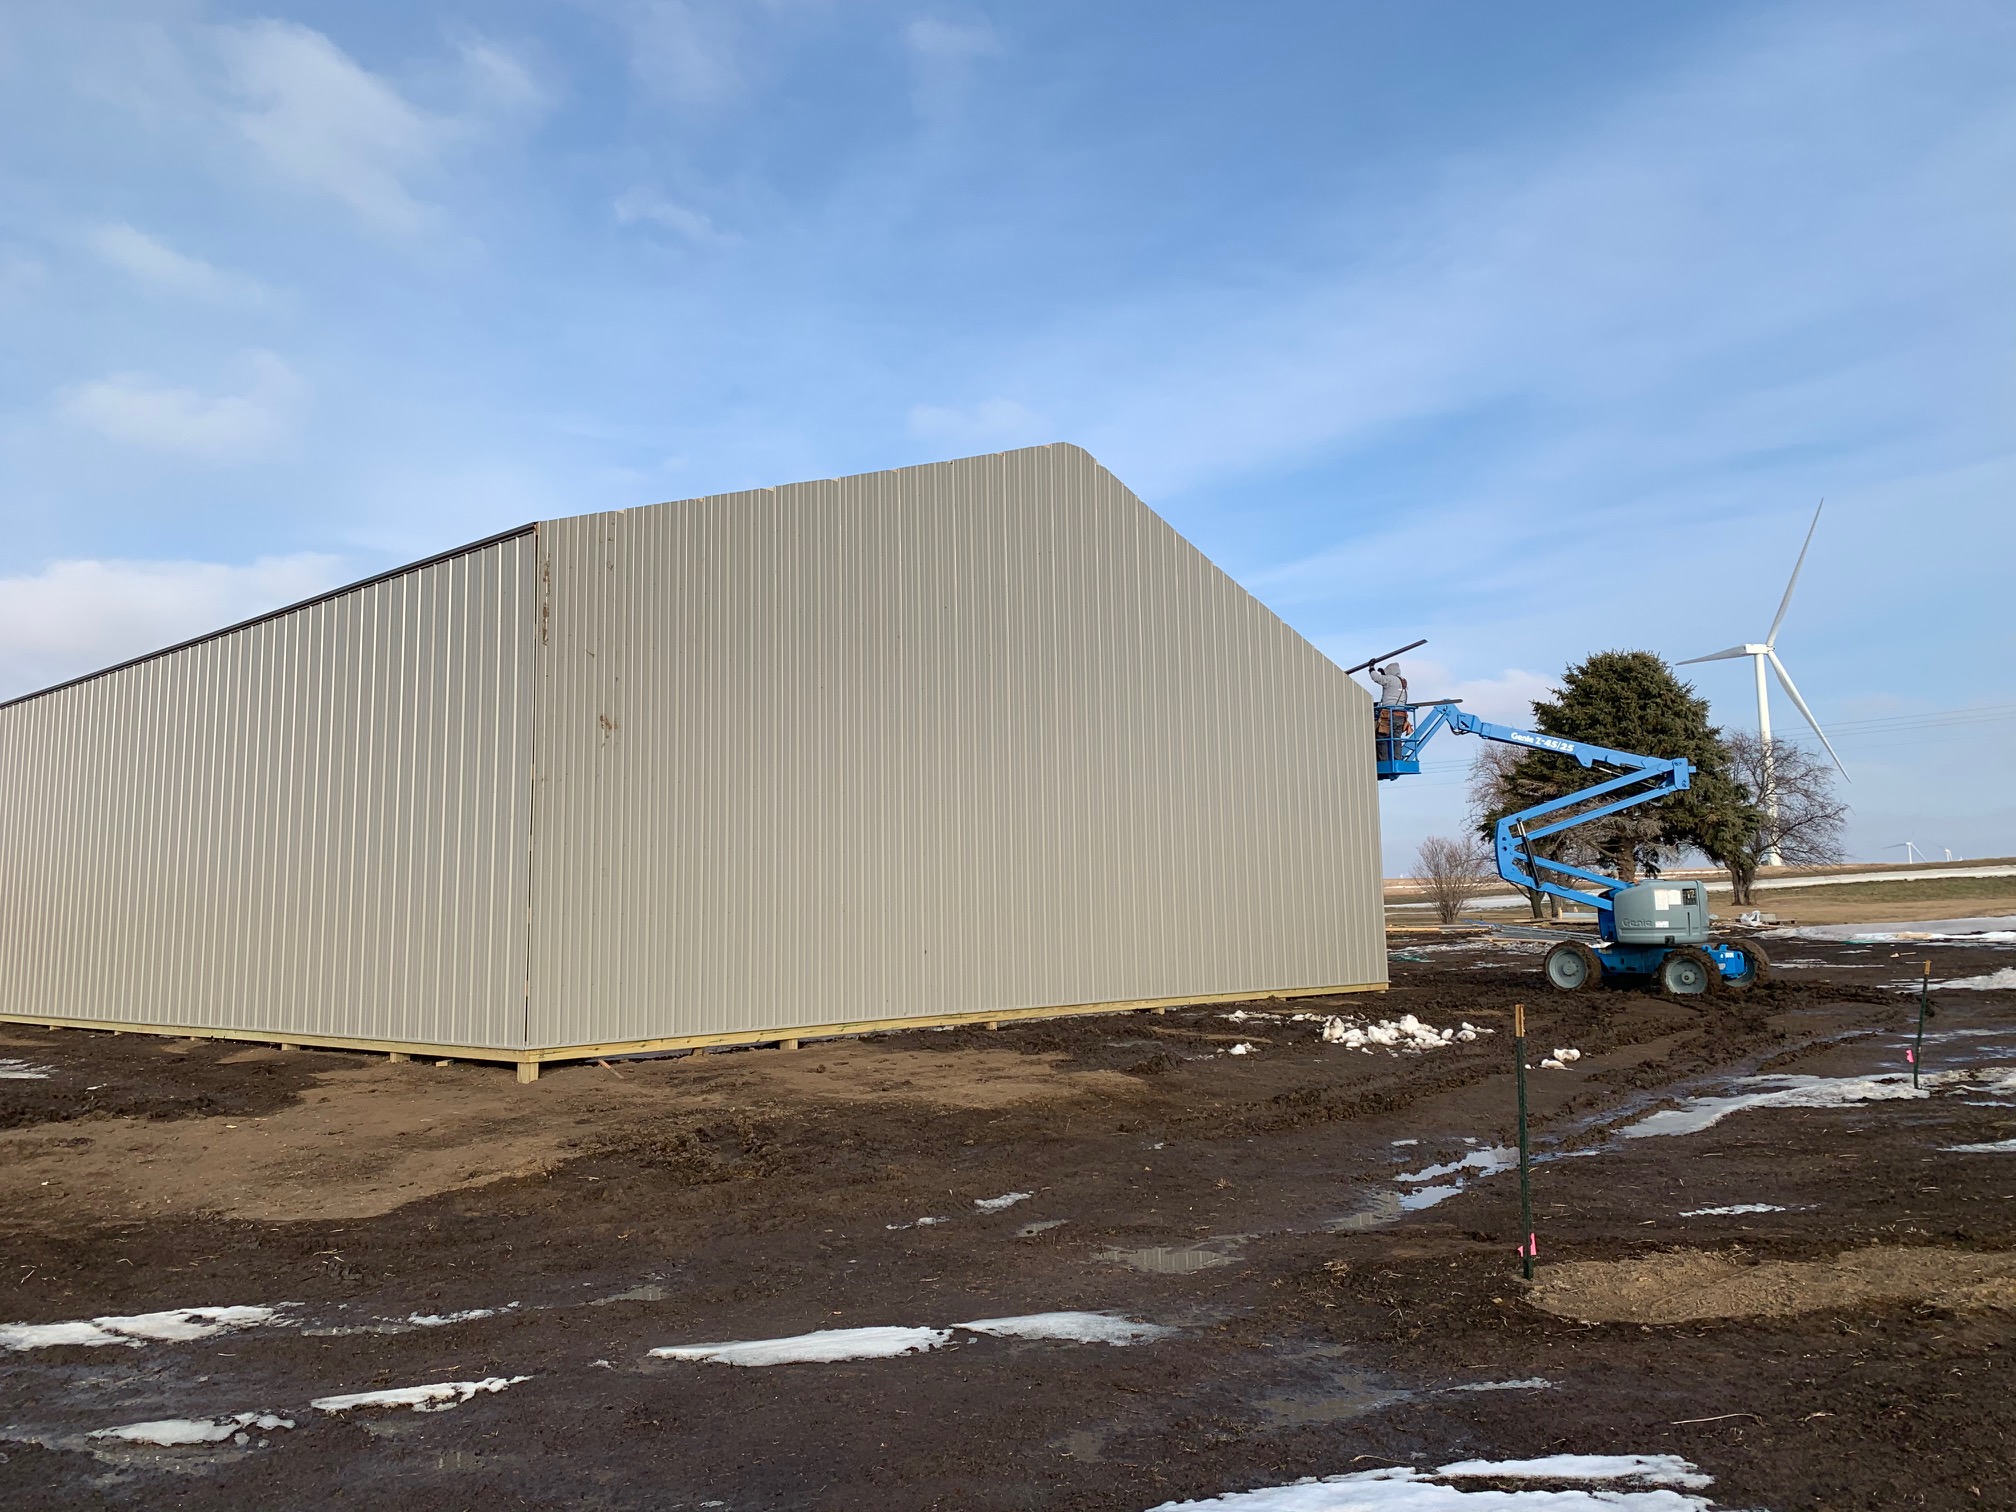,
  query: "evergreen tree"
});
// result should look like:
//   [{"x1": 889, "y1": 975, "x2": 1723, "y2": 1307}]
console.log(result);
[{"x1": 1477, "y1": 650, "x2": 1760, "y2": 886}]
